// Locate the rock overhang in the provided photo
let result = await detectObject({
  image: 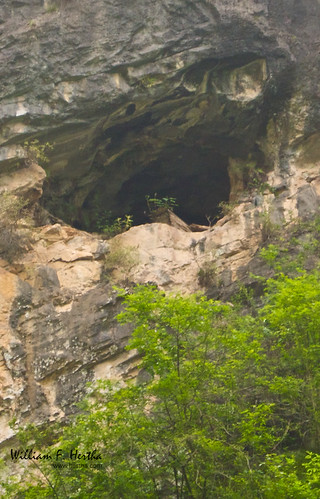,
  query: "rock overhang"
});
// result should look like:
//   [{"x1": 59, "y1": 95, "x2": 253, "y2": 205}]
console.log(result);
[
  {"x1": 0, "y1": 0, "x2": 319, "y2": 230},
  {"x1": 41, "y1": 54, "x2": 283, "y2": 228}
]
